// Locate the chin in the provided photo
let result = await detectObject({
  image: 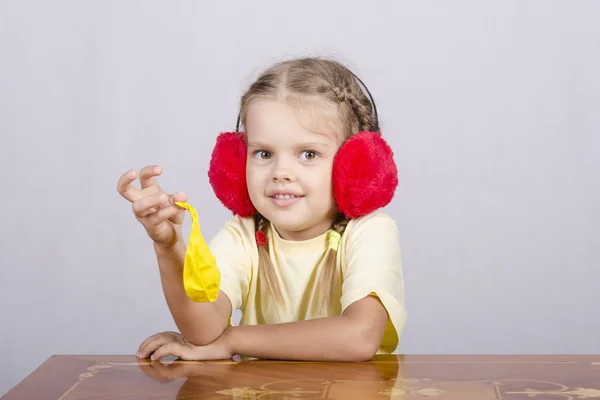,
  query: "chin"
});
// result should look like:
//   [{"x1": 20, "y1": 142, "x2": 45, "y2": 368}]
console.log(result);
[{"x1": 264, "y1": 213, "x2": 308, "y2": 232}]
